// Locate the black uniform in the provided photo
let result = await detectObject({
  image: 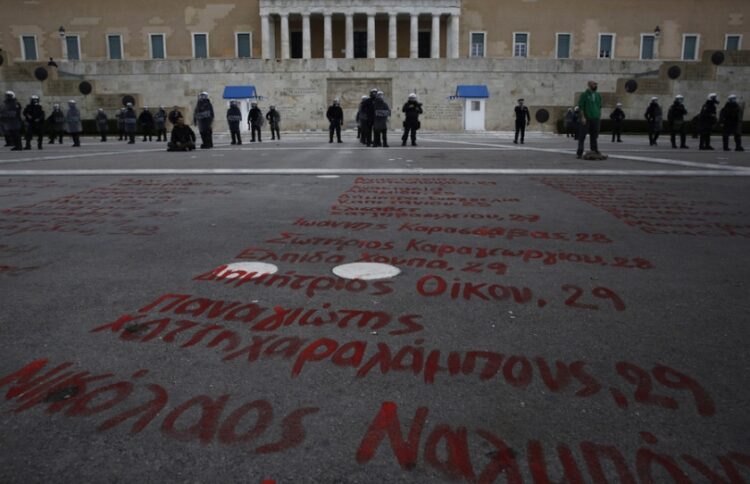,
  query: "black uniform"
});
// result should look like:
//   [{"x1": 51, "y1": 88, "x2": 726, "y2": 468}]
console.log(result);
[
  {"x1": 194, "y1": 99, "x2": 215, "y2": 148},
  {"x1": 47, "y1": 108, "x2": 65, "y2": 144},
  {"x1": 327, "y1": 104, "x2": 344, "y2": 143},
  {"x1": 645, "y1": 102, "x2": 663, "y2": 146},
  {"x1": 564, "y1": 110, "x2": 576, "y2": 138},
  {"x1": 168, "y1": 124, "x2": 197, "y2": 151},
  {"x1": 248, "y1": 105, "x2": 263, "y2": 142},
  {"x1": 116, "y1": 109, "x2": 126, "y2": 140},
  {"x1": 123, "y1": 107, "x2": 137, "y2": 144},
  {"x1": 401, "y1": 100, "x2": 423, "y2": 146},
  {"x1": 513, "y1": 105, "x2": 531, "y2": 144},
  {"x1": 266, "y1": 108, "x2": 281, "y2": 140},
  {"x1": 357, "y1": 99, "x2": 370, "y2": 145},
  {"x1": 138, "y1": 109, "x2": 154, "y2": 141},
  {"x1": 365, "y1": 92, "x2": 377, "y2": 146},
  {"x1": 154, "y1": 108, "x2": 167, "y2": 141},
  {"x1": 372, "y1": 98, "x2": 391, "y2": 148},
  {"x1": 95, "y1": 111, "x2": 108, "y2": 142},
  {"x1": 23, "y1": 102, "x2": 45, "y2": 150},
  {"x1": 719, "y1": 101, "x2": 744, "y2": 151},
  {"x1": 1, "y1": 97, "x2": 23, "y2": 150},
  {"x1": 667, "y1": 102, "x2": 688, "y2": 149},
  {"x1": 609, "y1": 107, "x2": 625, "y2": 142},
  {"x1": 698, "y1": 99, "x2": 719, "y2": 150},
  {"x1": 226, "y1": 104, "x2": 243, "y2": 145}
]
